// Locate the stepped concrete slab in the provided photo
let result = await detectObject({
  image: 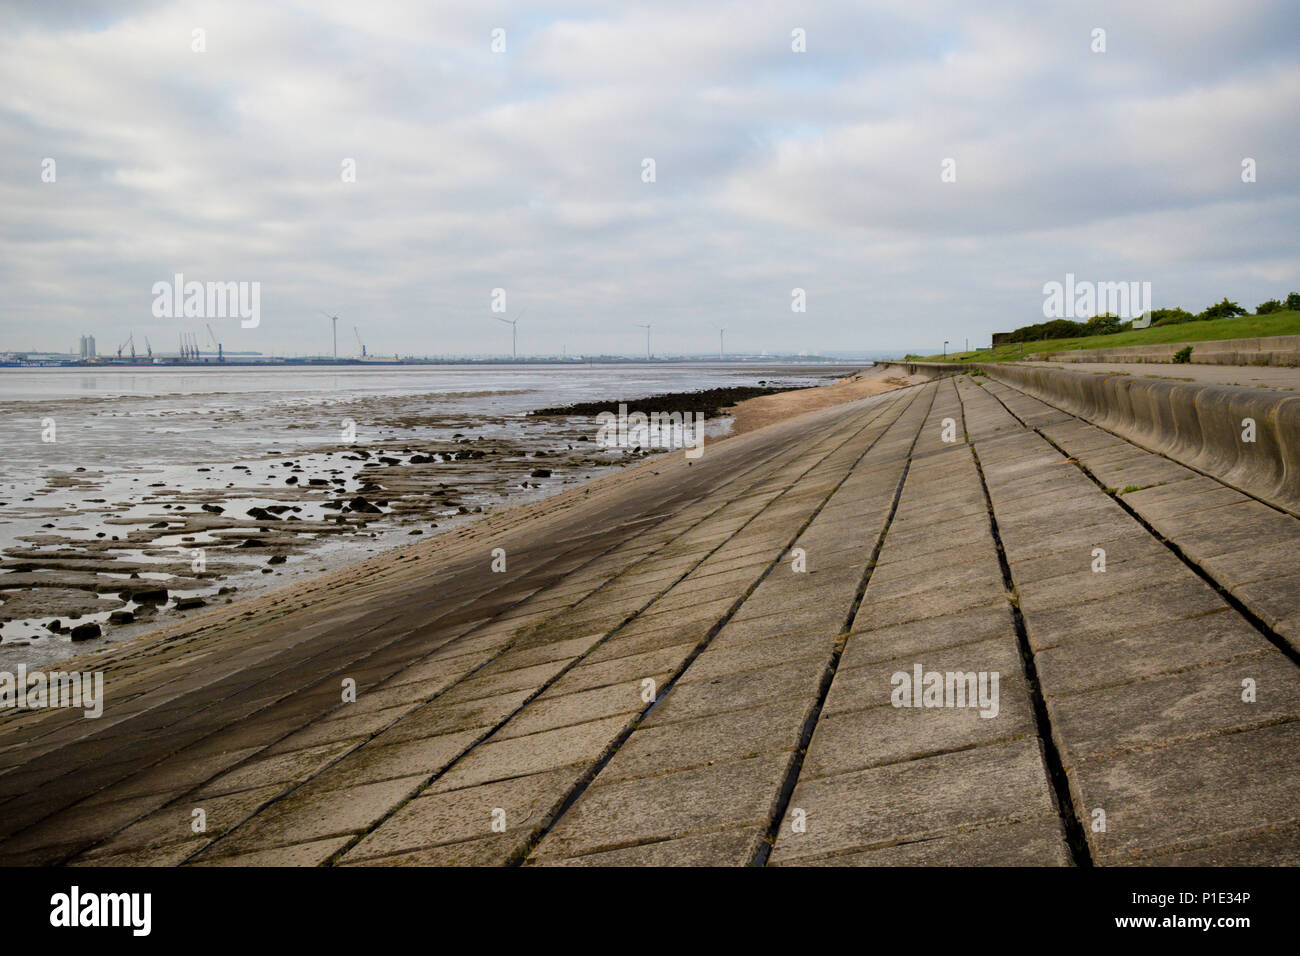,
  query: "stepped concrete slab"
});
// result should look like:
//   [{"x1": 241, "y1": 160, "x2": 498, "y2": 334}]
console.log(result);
[{"x1": 1, "y1": 370, "x2": 1297, "y2": 867}]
